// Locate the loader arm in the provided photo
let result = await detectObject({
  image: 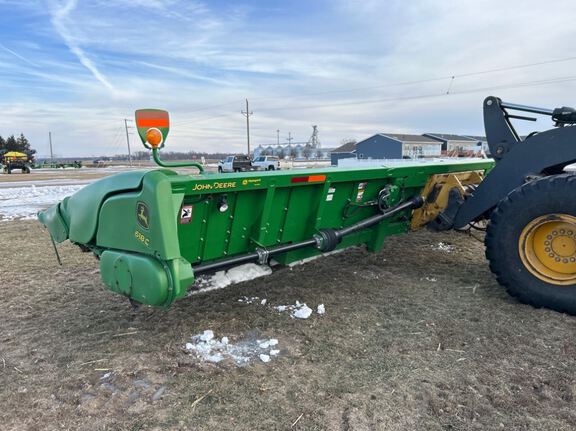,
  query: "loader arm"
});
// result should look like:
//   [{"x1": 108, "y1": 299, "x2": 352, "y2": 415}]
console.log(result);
[{"x1": 453, "y1": 96, "x2": 576, "y2": 228}]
